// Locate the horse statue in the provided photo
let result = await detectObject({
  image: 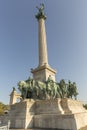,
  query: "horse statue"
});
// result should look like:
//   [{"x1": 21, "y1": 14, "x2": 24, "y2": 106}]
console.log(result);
[{"x1": 18, "y1": 80, "x2": 27, "y2": 99}]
